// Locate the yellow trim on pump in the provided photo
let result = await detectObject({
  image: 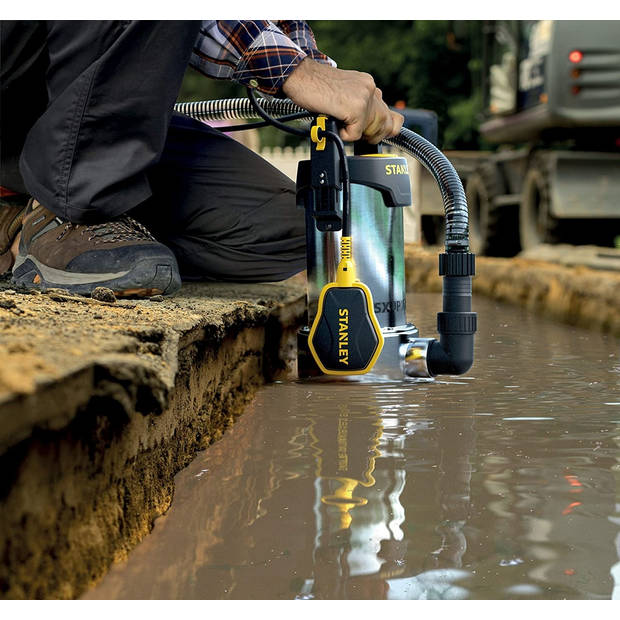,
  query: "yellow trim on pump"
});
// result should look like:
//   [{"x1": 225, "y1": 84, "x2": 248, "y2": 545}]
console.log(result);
[
  {"x1": 310, "y1": 115, "x2": 327, "y2": 151},
  {"x1": 308, "y1": 237, "x2": 384, "y2": 376},
  {"x1": 340, "y1": 235, "x2": 352, "y2": 262}
]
